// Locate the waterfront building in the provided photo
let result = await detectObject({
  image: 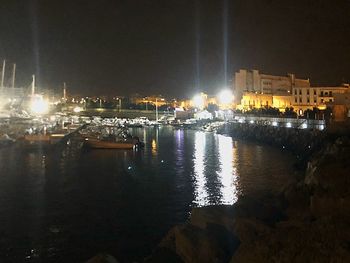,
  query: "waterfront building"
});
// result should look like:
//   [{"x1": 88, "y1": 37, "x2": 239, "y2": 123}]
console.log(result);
[
  {"x1": 328, "y1": 91, "x2": 350, "y2": 122},
  {"x1": 292, "y1": 84, "x2": 350, "y2": 113},
  {"x1": 234, "y1": 69, "x2": 350, "y2": 114},
  {"x1": 233, "y1": 69, "x2": 310, "y2": 104},
  {"x1": 133, "y1": 95, "x2": 167, "y2": 107}
]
